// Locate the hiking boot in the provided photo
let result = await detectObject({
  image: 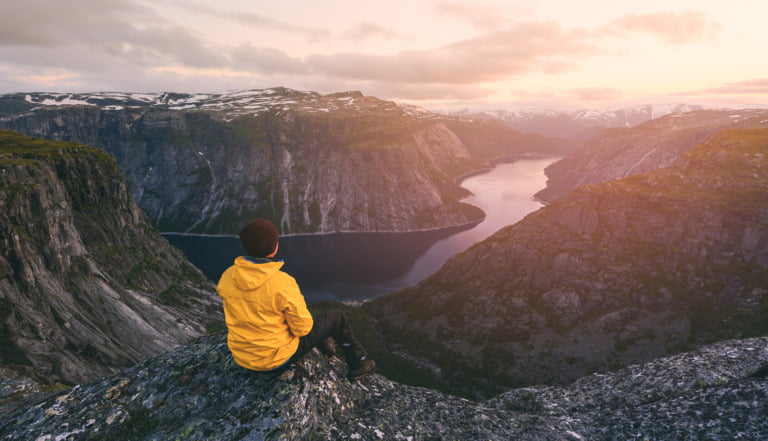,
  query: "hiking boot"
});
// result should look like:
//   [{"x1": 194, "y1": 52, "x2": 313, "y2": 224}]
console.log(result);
[
  {"x1": 320, "y1": 337, "x2": 339, "y2": 357},
  {"x1": 348, "y1": 359, "x2": 376, "y2": 380}
]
